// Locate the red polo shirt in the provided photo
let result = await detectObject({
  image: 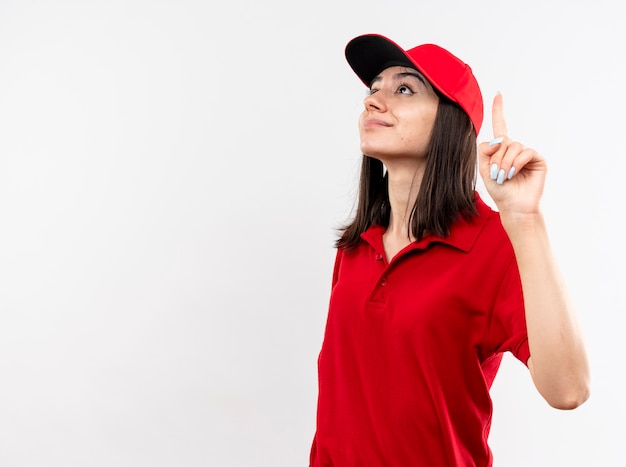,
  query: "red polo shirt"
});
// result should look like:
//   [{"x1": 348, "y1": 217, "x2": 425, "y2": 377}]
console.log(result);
[{"x1": 310, "y1": 195, "x2": 530, "y2": 467}]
